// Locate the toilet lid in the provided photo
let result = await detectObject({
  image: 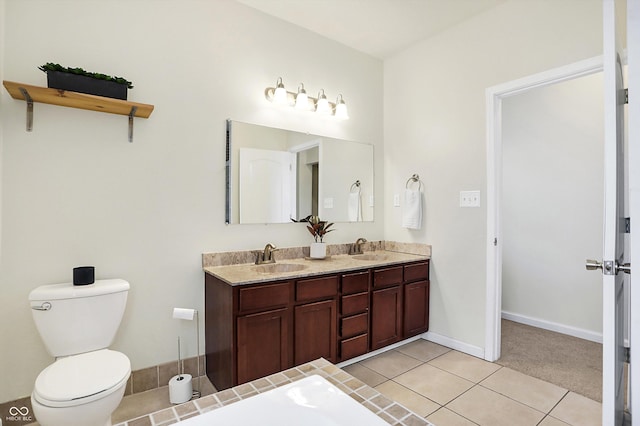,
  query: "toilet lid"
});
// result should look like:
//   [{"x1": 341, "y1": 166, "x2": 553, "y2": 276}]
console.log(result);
[{"x1": 35, "y1": 349, "x2": 130, "y2": 403}]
